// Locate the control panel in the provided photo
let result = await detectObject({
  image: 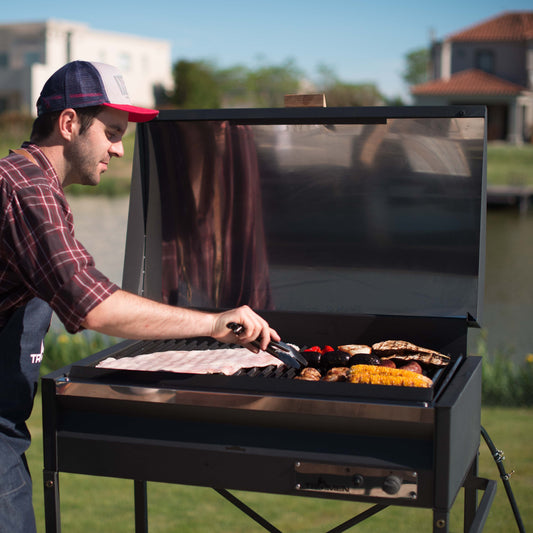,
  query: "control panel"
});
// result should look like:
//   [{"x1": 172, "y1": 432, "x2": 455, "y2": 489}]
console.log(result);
[{"x1": 293, "y1": 461, "x2": 418, "y2": 500}]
